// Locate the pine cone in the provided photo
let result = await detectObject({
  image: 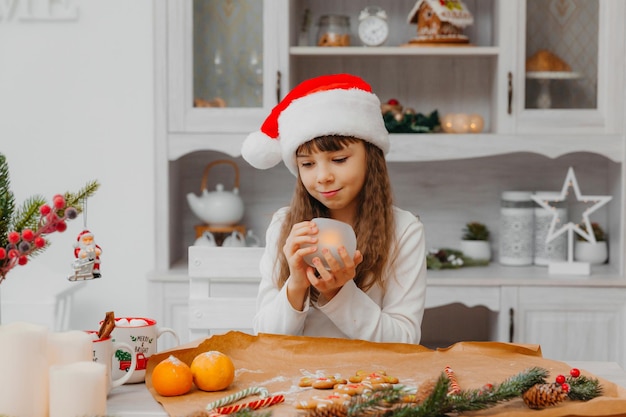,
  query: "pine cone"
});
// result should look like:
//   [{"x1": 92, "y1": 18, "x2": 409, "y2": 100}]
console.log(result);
[
  {"x1": 523, "y1": 383, "x2": 568, "y2": 409},
  {"x1": 306, "y1": 403, "x2": 348, "y2": 417}
]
